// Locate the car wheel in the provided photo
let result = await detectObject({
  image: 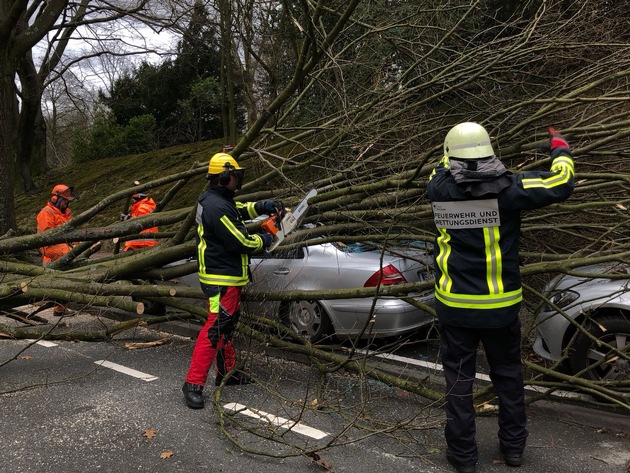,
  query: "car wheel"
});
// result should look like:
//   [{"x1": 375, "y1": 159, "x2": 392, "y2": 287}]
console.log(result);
[
  {"x1": 569, "y1": 314, "x2": 630, "y2": 381},
  {"x1": 281, "y1": 300, "x2": 333, "y2": 343},
  {"x1": 139, "y1": 299, "x2": 166, "y2": 316}
]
